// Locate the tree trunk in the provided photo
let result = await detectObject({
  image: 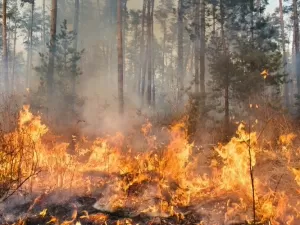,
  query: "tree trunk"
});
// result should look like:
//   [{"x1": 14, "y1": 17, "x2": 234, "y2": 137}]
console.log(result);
[
  {"x1": 11, "y1": 21, "x2": 17, "y2": 93},
  {"x1": 162, "y1": 21, "x2": 166, "y2": 90},
  {"x1": 123, "y1": 0, "x2": 127, "y2": 87},
  {"x1": 73, "y1": 0, "x2": 80, "y2": 95},
  {"x1": 140, "y1": 0, "x2": 147, "y2": 102},
  {"x1": 133, "y1": 23, "x2": 139, "y2": 92},
  {"x1": 151, "y1": 0, "x2": 155, "y2": 107},
  {"x1": 117, "y1": 0, "x2": 124, "y2": 115},
  {"x1": 26, "y1": 29, "x2": 30, "y2": 89},
  {"x1": 200, "y1": 0, "x2": 206, "y2": 110},
  {"x1": 194, "y1": 0, "x2": 200, "y2": 94},
  {"x1": 2, "y1": 0, "x2": 9, "y2": 93},
  {"x1": 43, "y1": 0, "x2": 46, "y2": 50},
  {"x1": 279, "y1": 0, "x2": 288, "y2": 107},
  {"x1": 28, "y1": 2, "x2": 35, "y2": 90},
  {"x1": 47, "y1": 0, "x2": 58, "y2": 104},
  {"x1": 250, "y1": 0, "x2": 254, "y2": 43},
  {"x1": 293, "y1": 0, "x2": 300, "y2": 96},
  {"x1": 220, "y1": 0, "x2": 229, "y2": 140},
  {"x1": 187, "y1": 0, "x2": 200, "y2": 138},
  {"x1": 146, "y1": 0, "x2": 152, "y2": 107},
  {"x1": 212, "y1": 1, "x2": 216, "y2": 37},
  {"x1": 177, "y1": 0, "x2": 184, "y2": 101}
]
